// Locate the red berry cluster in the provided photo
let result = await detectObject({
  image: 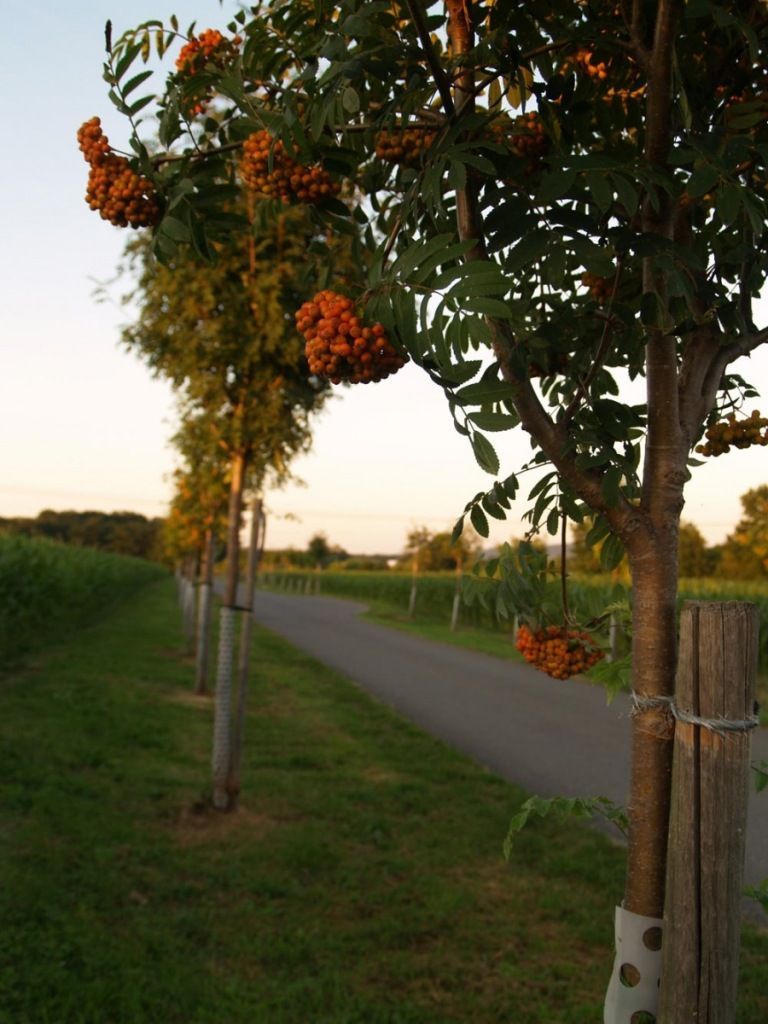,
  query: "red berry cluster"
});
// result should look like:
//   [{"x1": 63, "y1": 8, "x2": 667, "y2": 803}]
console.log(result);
[
  {"x1": 515, "y1": 624, "x2": 604, "y2": 680},
  {"x1": 239, "y1": 130, "x2": 340, "y2": 204},
  {"x1": 295, "y1": 291, "x2": 408, "y2": 385},
  {"x1": 175, "y1": 29, "x2": 242, "y2": 115},
  {"x1": 374, "y1": 128, "x2": 436, "y2": 167},
  {"x1": 77, "y1": 117, "x2": 160, "y2": 229},
  {"x1": 582, "y1": 272, "x2": 614, "y2": 303},
  {"x1": 696, "y1": 410, "x2": 768, "y2": 456}
]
